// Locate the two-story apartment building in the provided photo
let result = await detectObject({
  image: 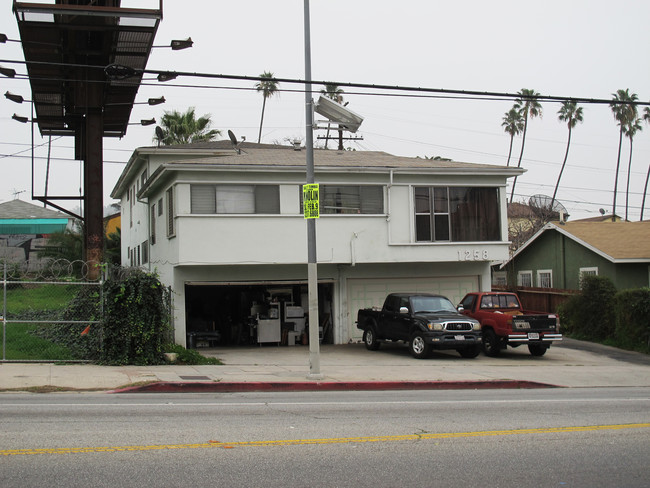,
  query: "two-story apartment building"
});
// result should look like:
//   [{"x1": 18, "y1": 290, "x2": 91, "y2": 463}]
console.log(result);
[{"x1": 111, "y1": 141, "x2": 522, "y2": 347}]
